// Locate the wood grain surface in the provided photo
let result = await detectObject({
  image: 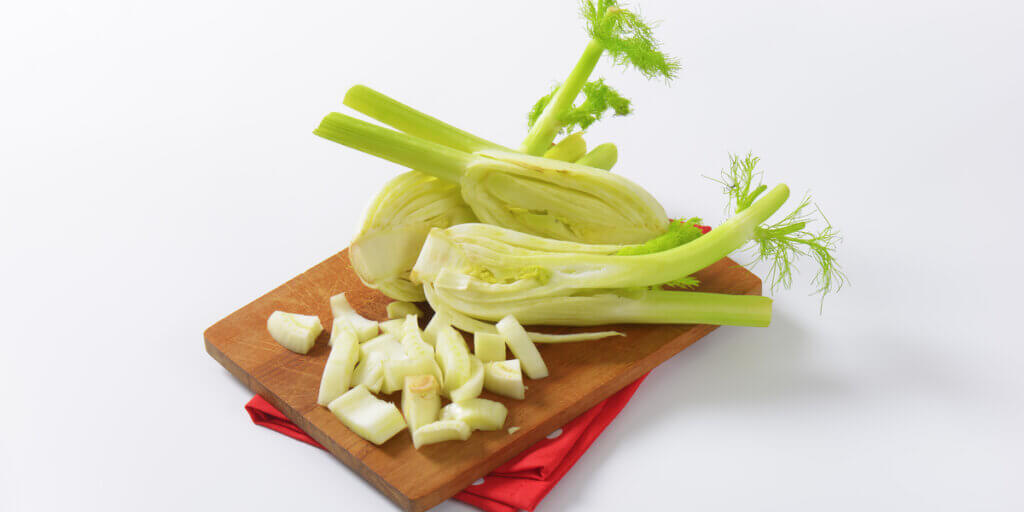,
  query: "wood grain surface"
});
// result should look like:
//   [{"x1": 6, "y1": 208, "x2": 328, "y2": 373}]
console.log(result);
[{"x1": 204, "y1": 249, "x2": 762, "y2": 511}]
